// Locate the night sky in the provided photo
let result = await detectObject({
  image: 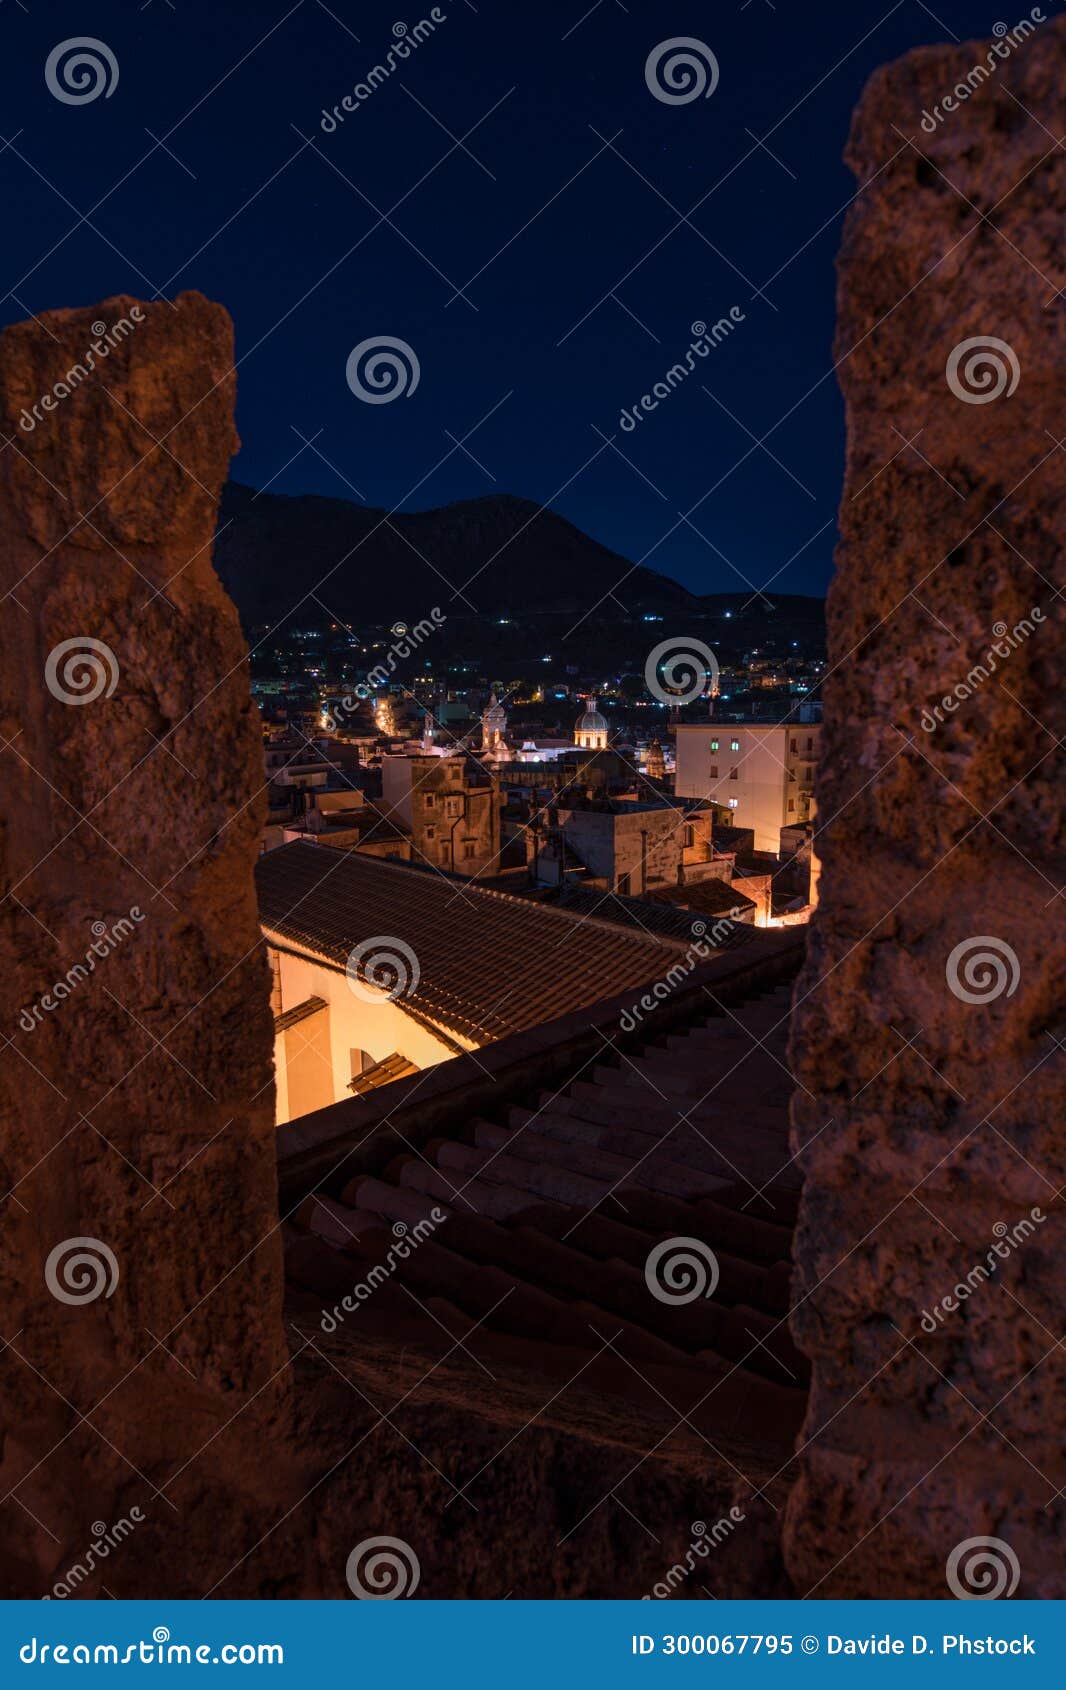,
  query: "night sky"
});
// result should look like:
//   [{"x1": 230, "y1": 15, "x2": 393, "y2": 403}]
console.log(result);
[{"x1": 1, "y1": 0, "x2": 1008, "y2": 598}]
